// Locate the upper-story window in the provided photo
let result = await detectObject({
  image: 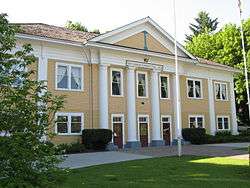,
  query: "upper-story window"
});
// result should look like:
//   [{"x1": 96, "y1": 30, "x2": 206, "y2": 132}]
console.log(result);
[
  {"x1": 215, "y1": 82, "x2": 228, "y2": 101},
  {"x1": 111, "y1": 69, "x2": 123, "y2": 96},
  {"x1": 187, "y1": 78, "x2": 202, "y2": 99},
  {"x1": 55, "y1": 112, "x2": 83, "y2": 135},
  {"x1": 217, "y1": 116, "x2": 230, "y2": 130},
  {"x1": 189, "y1": 115, "x2": 204, "y2": 128},
  {"x1": 56, "y1": 63, "x2": 83, "y2": 91},
  {"x1": 137, "y1": 71, "x2": 148, "y2": 98},
  {"x1": 160, "y1": 75, "x2": 169, "y2": 99}
]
